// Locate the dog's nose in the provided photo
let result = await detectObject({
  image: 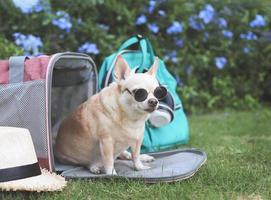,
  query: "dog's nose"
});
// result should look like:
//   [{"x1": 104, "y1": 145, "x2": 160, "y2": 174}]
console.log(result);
[{"x1": 148, "y1": 98, "x2": 158, "y2": 107}]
